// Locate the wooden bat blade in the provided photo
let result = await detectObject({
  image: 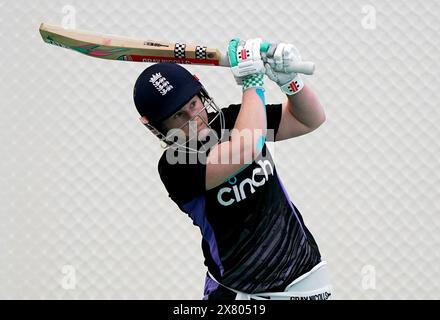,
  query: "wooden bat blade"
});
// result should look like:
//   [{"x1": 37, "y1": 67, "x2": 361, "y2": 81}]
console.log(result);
[
  {"x1": 39, "y1": 23, "x2": 224, "y2": 66},
  {"x1": 39, "y1": 23, "x2": 314, "y2": 75}
]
